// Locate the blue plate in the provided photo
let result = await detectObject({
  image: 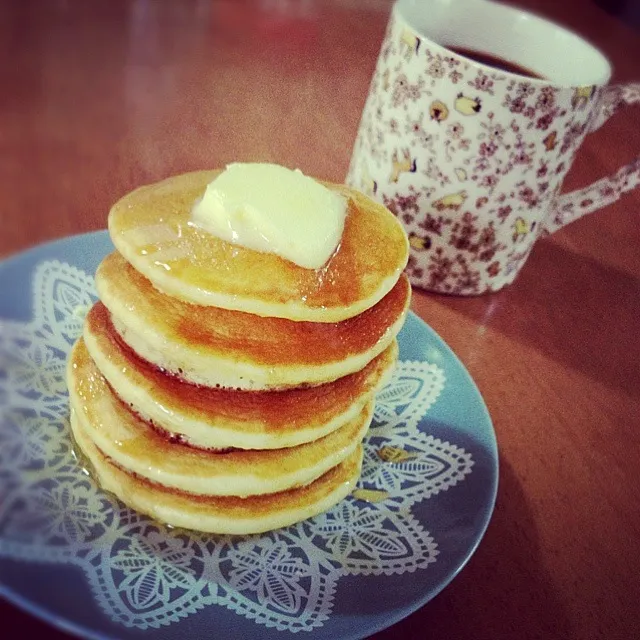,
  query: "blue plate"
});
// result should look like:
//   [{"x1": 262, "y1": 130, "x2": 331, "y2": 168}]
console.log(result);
[{"x1": 0, "y1": 231, "x2": 498, "y2": 640}]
